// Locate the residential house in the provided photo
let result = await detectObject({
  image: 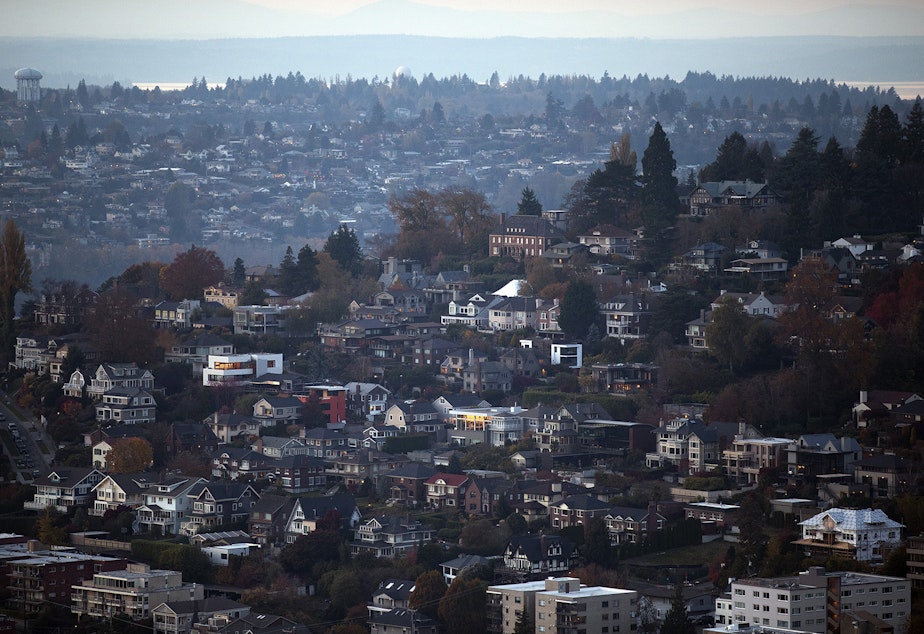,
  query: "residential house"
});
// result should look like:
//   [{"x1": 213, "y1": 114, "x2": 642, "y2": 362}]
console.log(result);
[
  {"x1": 440, "y1": 349, "x2": 488, "y2": 386},
  {"x1": 232, "y1": 304, "x2": 289, "y2": 336},
  {"x1": 255, "y1": 436, "x2": 309, "y2": 459},
  {"x1": 384, "y1": 462, "x2": 436, "y2": 506},
  {"x1": 462, "y1": 361, "x2": 512, "y2": 394},
  {"x1": 542, "y1": 240, "x2": 589, "y2": 267},
  {"x1": 441, "y1": 554, "x2": 492, "y2": 586},
  {"x1": 25, "y1": 467, "x2": 106, "y2": 512},
  {"x1": 329, "y1": 449, "x2": 408, "y2": 489},
  {"x1": 298, "y1": 427, "x2": 351, "y2": 458},
  {"x1": 295, "y1": 384, "x2": 347, "y2": 425},
  {"x1": 249, "y1": 370, "x2": 309, "y2": 394},
  {"x1": 684, "y1": 502, "x2": 739, "y2": 530},
  {"x1": 202, "y1": 352, "x2": 283, "y2": 386},
  {"x1": 687, "y1": 181, "x2": 778, "y2": 216},
  {"x1": 252, "y1": 396, "x2": 303, "y2": 426},
  {"x1": 489, "y1": 215, "x2": 565, "y2": 260},
  {"x1": 676, "y1": 242, "x2": 727, "y2": 271},
  {"x1": 203, "y1": 284, "x2": 242, "y2": 309},
  {"x1": 425, "y1": 473, "x2": 470, "y2": 509},
  {"x1": 441, "y1": 293, "x2": 492, "y2": 328},
  {"x1": 95, "y1": 386, "x2": 157, "y2": 424},
  {"x1": 685, "y1": 309, "x2": 711, "y2": 350},
  {"x1": 487, "y1": 296, "x2": 539, "y2": 331},
  {"x1": 33, "y1": 283, "x2": 98, "y2": 328},
  {"x1": 723, "y1": 256, "x2": 789, "y2": 281},
  {"x1": 181, "y1": 482, "x2": 261, "y2": 536},
  {"x1": 723, "y1": 434, "x2": 791, "y2": 484},
  {"x1": 84, "y1": 363, "x2": 155, "y2": 400},
  {"x1": 211, "y1": 447, "x2": 271, "y2": 481},
  {"x1": 383, "y1": 400, "x2": 443, "y2": 435},
  {"x1": 284, "y1": 494, "x2": 361, "y2": 543},
  {"x1": 372, "y1": 288, "x2": 427, "y2": 315},
  {"x1": 577, "y1": 224, "x2": 637, "y2": 259},
  {"x1": 152, "y1": 597, "x2": 250, "y2": 634},
  {"x1": 601, "y1": 293, "x2": 651, "y2": 342},
  {"x1": 578, "y1": 420, "x2": 656, "y2": 454},
  {"x1": 165, "y1": 333, "x2": 234, "y2": 373},
  {"x1": 345, "y1": 382, "x2": 392, "y2": 421},
  {"x1": 432, "y1": 393, "x2": 492, "y2": 424},
  {"x1": 549, "y1": 493, "x2": 612, "y2": 529},
  {"x1": 368, "y1": 578, "x2": 416, "y2": 616},
  {"x1": 88, "y1": 425, "x2": 148, "y2": 468},
  {"x1": 91, "y1": 472, "x2": 157, "y2": 517},
  {"x1": 498, "y1": 346, "x2": 541, "y2": 379},
  {"x1": 153, "y1": 299, "x2": 201, "y2": 329},
  {"x1": 589, "y1": 362, "x2": 658, "y2": 396},
  {"x1": 500, "y1": 534, "x2": 580, "y2": 581},
  {"x1": 412, "y1": 338, "x2": 465, "y2": 369},
  {"x1": 134, "y1": 476, "x2": 207, "y2": 536},
  {"x1": 604, "y1": 504, "x2": 666, "y2": 545},
  {"x1": 368, "y1": 609, "x2": 440, "y2": 634},
  {"x1": 463, "y1": 476, "x2": 514, "y2": 516},
  {"x1": 647, "y1": 417, "x2": 745, "y2": 474},
  {"x1": 191, "y1": 612, "x2": 309, "y2": 634},
  {"x1": 796, "y1": 508, "x2": 904, "y2": 562},
  {"x1": 350, "y1": 515, "x2": 435, "y2": 558},
  {"x1": 787, "y1": 433, "x2": 862, "y2": 479},
  {"x1": 166, "y1": 423, "x2": 220, "y2": 456},
  {"x1": 270, "y1": 453, "x2": 328, "y2": 494},
  {"x1": 854, "y1": 453, "x2": 911, "y2": 498},
  {"x1": 204, "y1": 411, "x2": 261, "y2": 443},
  {"x1": 247, "y1": 494, "x2": 296, "y2": 548},
  {"x1": 712, "y1": 290, "x2": 789, "y2": 318}
]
